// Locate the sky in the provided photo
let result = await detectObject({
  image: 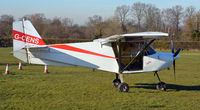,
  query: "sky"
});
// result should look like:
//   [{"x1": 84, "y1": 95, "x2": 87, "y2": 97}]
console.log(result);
[{"x1": 0, "y1": 0, "x2": 200, "y2": 25}]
